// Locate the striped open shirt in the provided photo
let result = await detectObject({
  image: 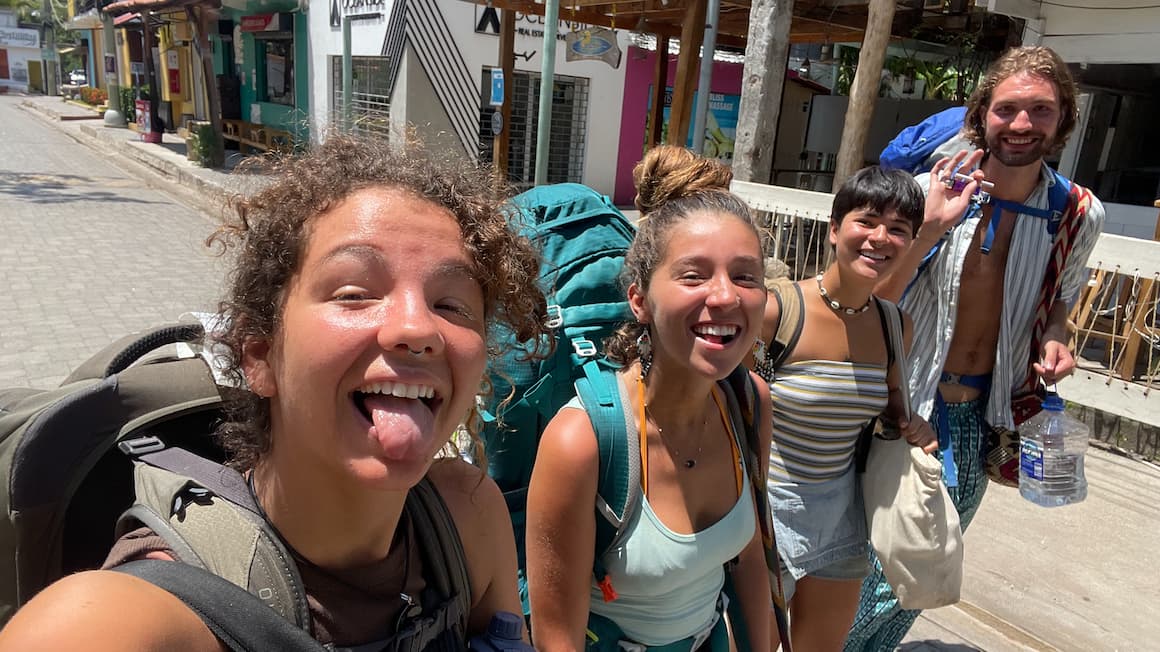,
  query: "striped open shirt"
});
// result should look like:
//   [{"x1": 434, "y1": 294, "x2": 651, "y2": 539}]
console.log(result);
[{"x1": 902, "y1": 165, "x2": 1105, "y2": 428}]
